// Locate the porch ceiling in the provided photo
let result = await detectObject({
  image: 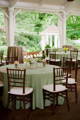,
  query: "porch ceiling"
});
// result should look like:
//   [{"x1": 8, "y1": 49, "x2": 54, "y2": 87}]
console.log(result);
[
  {"x1": 0, "y1": 0, "x2": 80, "y2": 8},
  {"x1": 0, "y1": 0, "x2": 80, "y2": 15}
]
